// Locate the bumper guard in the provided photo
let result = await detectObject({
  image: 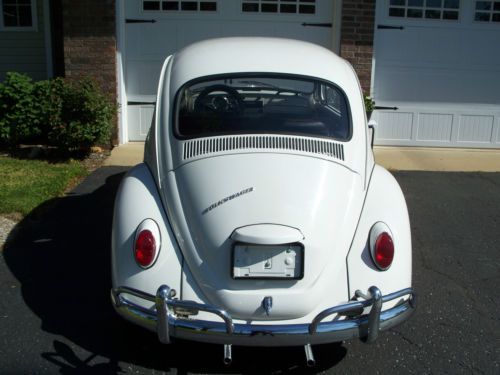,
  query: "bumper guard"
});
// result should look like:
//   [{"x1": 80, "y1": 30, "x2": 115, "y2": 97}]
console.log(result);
[{"x1": 111, "y1": 285, "x2": 415, "y2": 347}]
